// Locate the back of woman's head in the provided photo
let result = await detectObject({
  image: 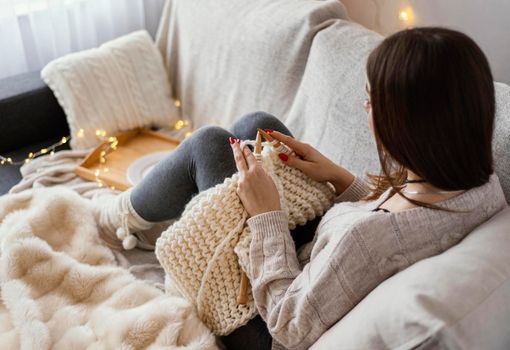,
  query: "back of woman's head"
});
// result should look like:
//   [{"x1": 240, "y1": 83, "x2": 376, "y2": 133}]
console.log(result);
[{"x1": 366, "y1": 27, "x2": 495, "y2": 197}]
